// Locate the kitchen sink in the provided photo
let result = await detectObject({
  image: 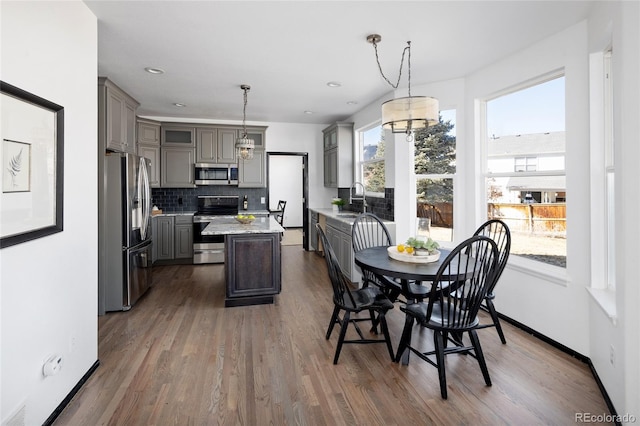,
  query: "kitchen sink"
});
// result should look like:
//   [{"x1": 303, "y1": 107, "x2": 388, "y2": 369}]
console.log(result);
[{"x1": 336, "y1": 214, "x2": 359, "y2": 219}]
